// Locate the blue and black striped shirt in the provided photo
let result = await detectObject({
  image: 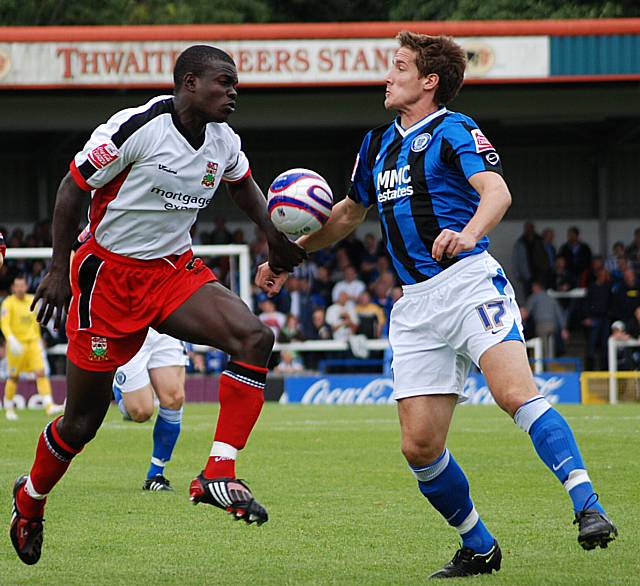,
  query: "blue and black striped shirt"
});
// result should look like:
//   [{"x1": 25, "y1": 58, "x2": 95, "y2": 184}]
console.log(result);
[{"x1": 348, "y1": 108, "x2": 503, "y2": 285}]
